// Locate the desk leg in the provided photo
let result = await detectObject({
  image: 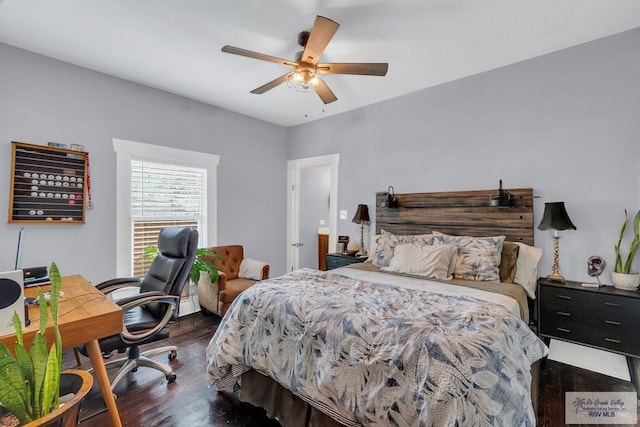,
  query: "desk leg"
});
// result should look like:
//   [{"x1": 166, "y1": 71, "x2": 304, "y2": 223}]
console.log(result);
[{"x1": 85, "y1": 339, "x2": 123, "y2": 427}]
